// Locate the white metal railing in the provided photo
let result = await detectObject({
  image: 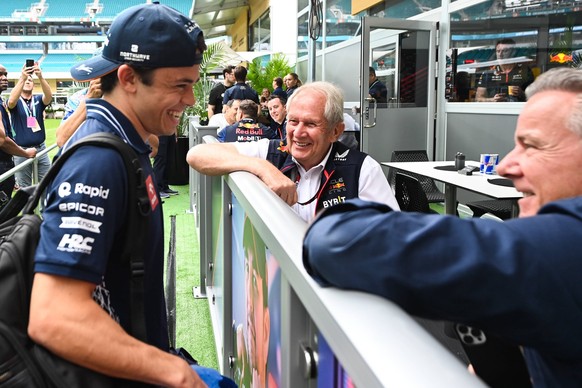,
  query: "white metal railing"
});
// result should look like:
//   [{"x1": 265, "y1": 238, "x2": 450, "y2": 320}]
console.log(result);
[
  {"x1": 0, "y1": 143, "x2": 57, "y2": 185},
  {"x1": 193, "y1": 135, "x2": 485, "y2": 387}
]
